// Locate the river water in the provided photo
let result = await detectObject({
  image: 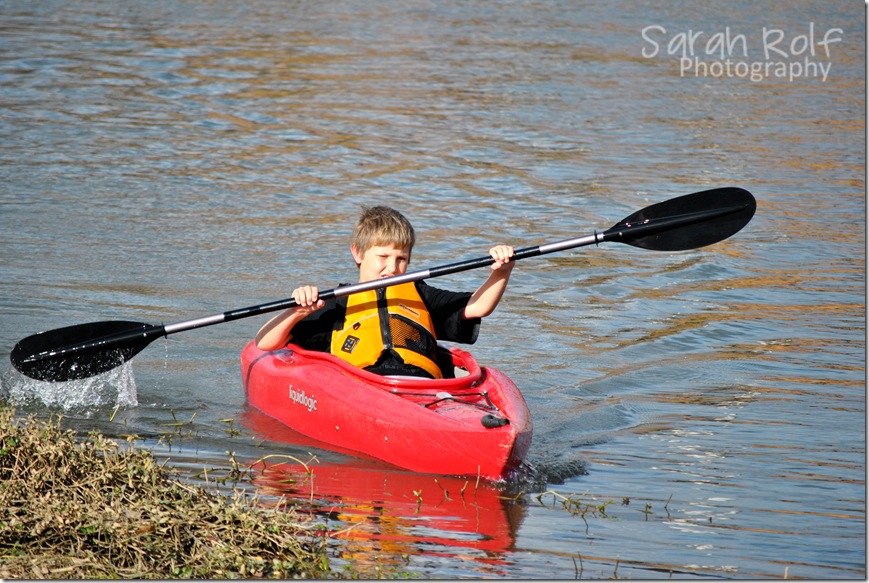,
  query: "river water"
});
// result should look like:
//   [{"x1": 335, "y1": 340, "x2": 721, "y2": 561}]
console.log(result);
[{"x1": 0, "y1": 0, "x2": 864, "y2": 579}]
